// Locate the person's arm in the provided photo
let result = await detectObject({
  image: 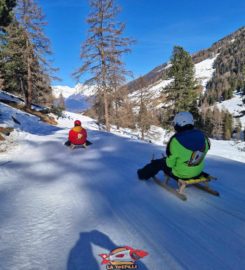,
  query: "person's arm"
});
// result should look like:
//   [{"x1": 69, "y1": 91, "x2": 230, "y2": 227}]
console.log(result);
[
  {"x1": 166, "y1": 138, "x2": 178, "y2": 168},
  {"x1": 68, "y1": 129, "x2": 73, "y2": 141},
  {"x1": 83, "y1": 129, "x2": 87, "y2": 140},
  {"x1": 205, "y1": 136, "x2": 211, "y2": 151},
  {"x1": 166, "y1": 134, "x2": 175, "y2": 157}
]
